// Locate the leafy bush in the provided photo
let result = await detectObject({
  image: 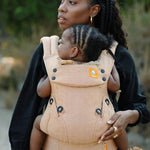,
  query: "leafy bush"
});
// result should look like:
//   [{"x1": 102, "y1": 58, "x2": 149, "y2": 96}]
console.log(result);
[
  {"x1": 0, "y1": 0, "x2": 150, "y2": 36},
  {"x1": 0, "y1": 0, "x2": 59, "y2": 35},
  {"x1": 118, "y1": 0, "x2": 150, "y2": 8}
]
